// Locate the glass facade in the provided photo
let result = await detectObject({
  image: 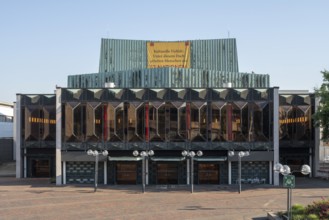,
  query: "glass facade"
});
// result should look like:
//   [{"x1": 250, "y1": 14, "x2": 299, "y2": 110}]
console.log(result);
[
  {"x1": 18, "y1": 95, "x2": 56, "y2": 178},
  {"x1": 278, "y1": 93, "x2": 315, "y2": 176},
  {"x1": 60, "y1": 88, "x2": 274, "y2": 151},
  {"x1": 16, "y1": 89, "x2": 317, "y2": 184}
]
